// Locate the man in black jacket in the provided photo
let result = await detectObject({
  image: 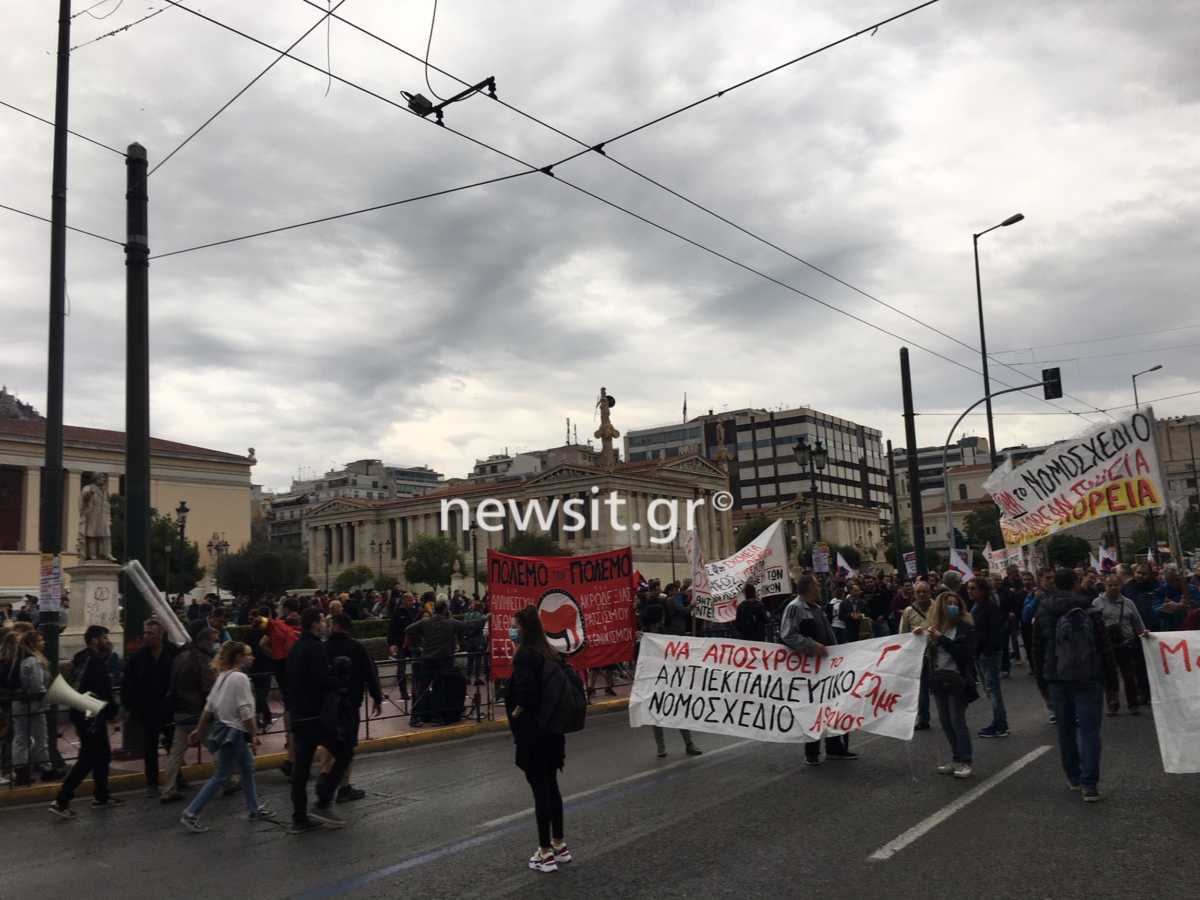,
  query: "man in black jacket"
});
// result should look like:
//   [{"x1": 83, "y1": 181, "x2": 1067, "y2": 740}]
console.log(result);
[
  {"x1": 387, "y1": 592, "x2": 416, "y2": 699},
  {"x1": 51, "y1": 626, "x2": 122, "y2": 818},
  {"x1": 286, "y1": 608, "x2": 352, "y2": 832},
  {"x1": 734, "y1": 584, "x2": 768, "y2": 642},
  {"x1": 1033, "y1": 569, "x2": 1119, "y2": 802},
  {"x1": 123, "y1": 619, "x2": 177, "y2": 798},
  {"x1": 970, "y1": 578, "x2": 1010, "y2": 739},
  {"x1": 404, "y1": 601, "x2": 483, "y2": 726},
  {"x1": 322, "y1": 615, "x2": 382, "y2": 802}
]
